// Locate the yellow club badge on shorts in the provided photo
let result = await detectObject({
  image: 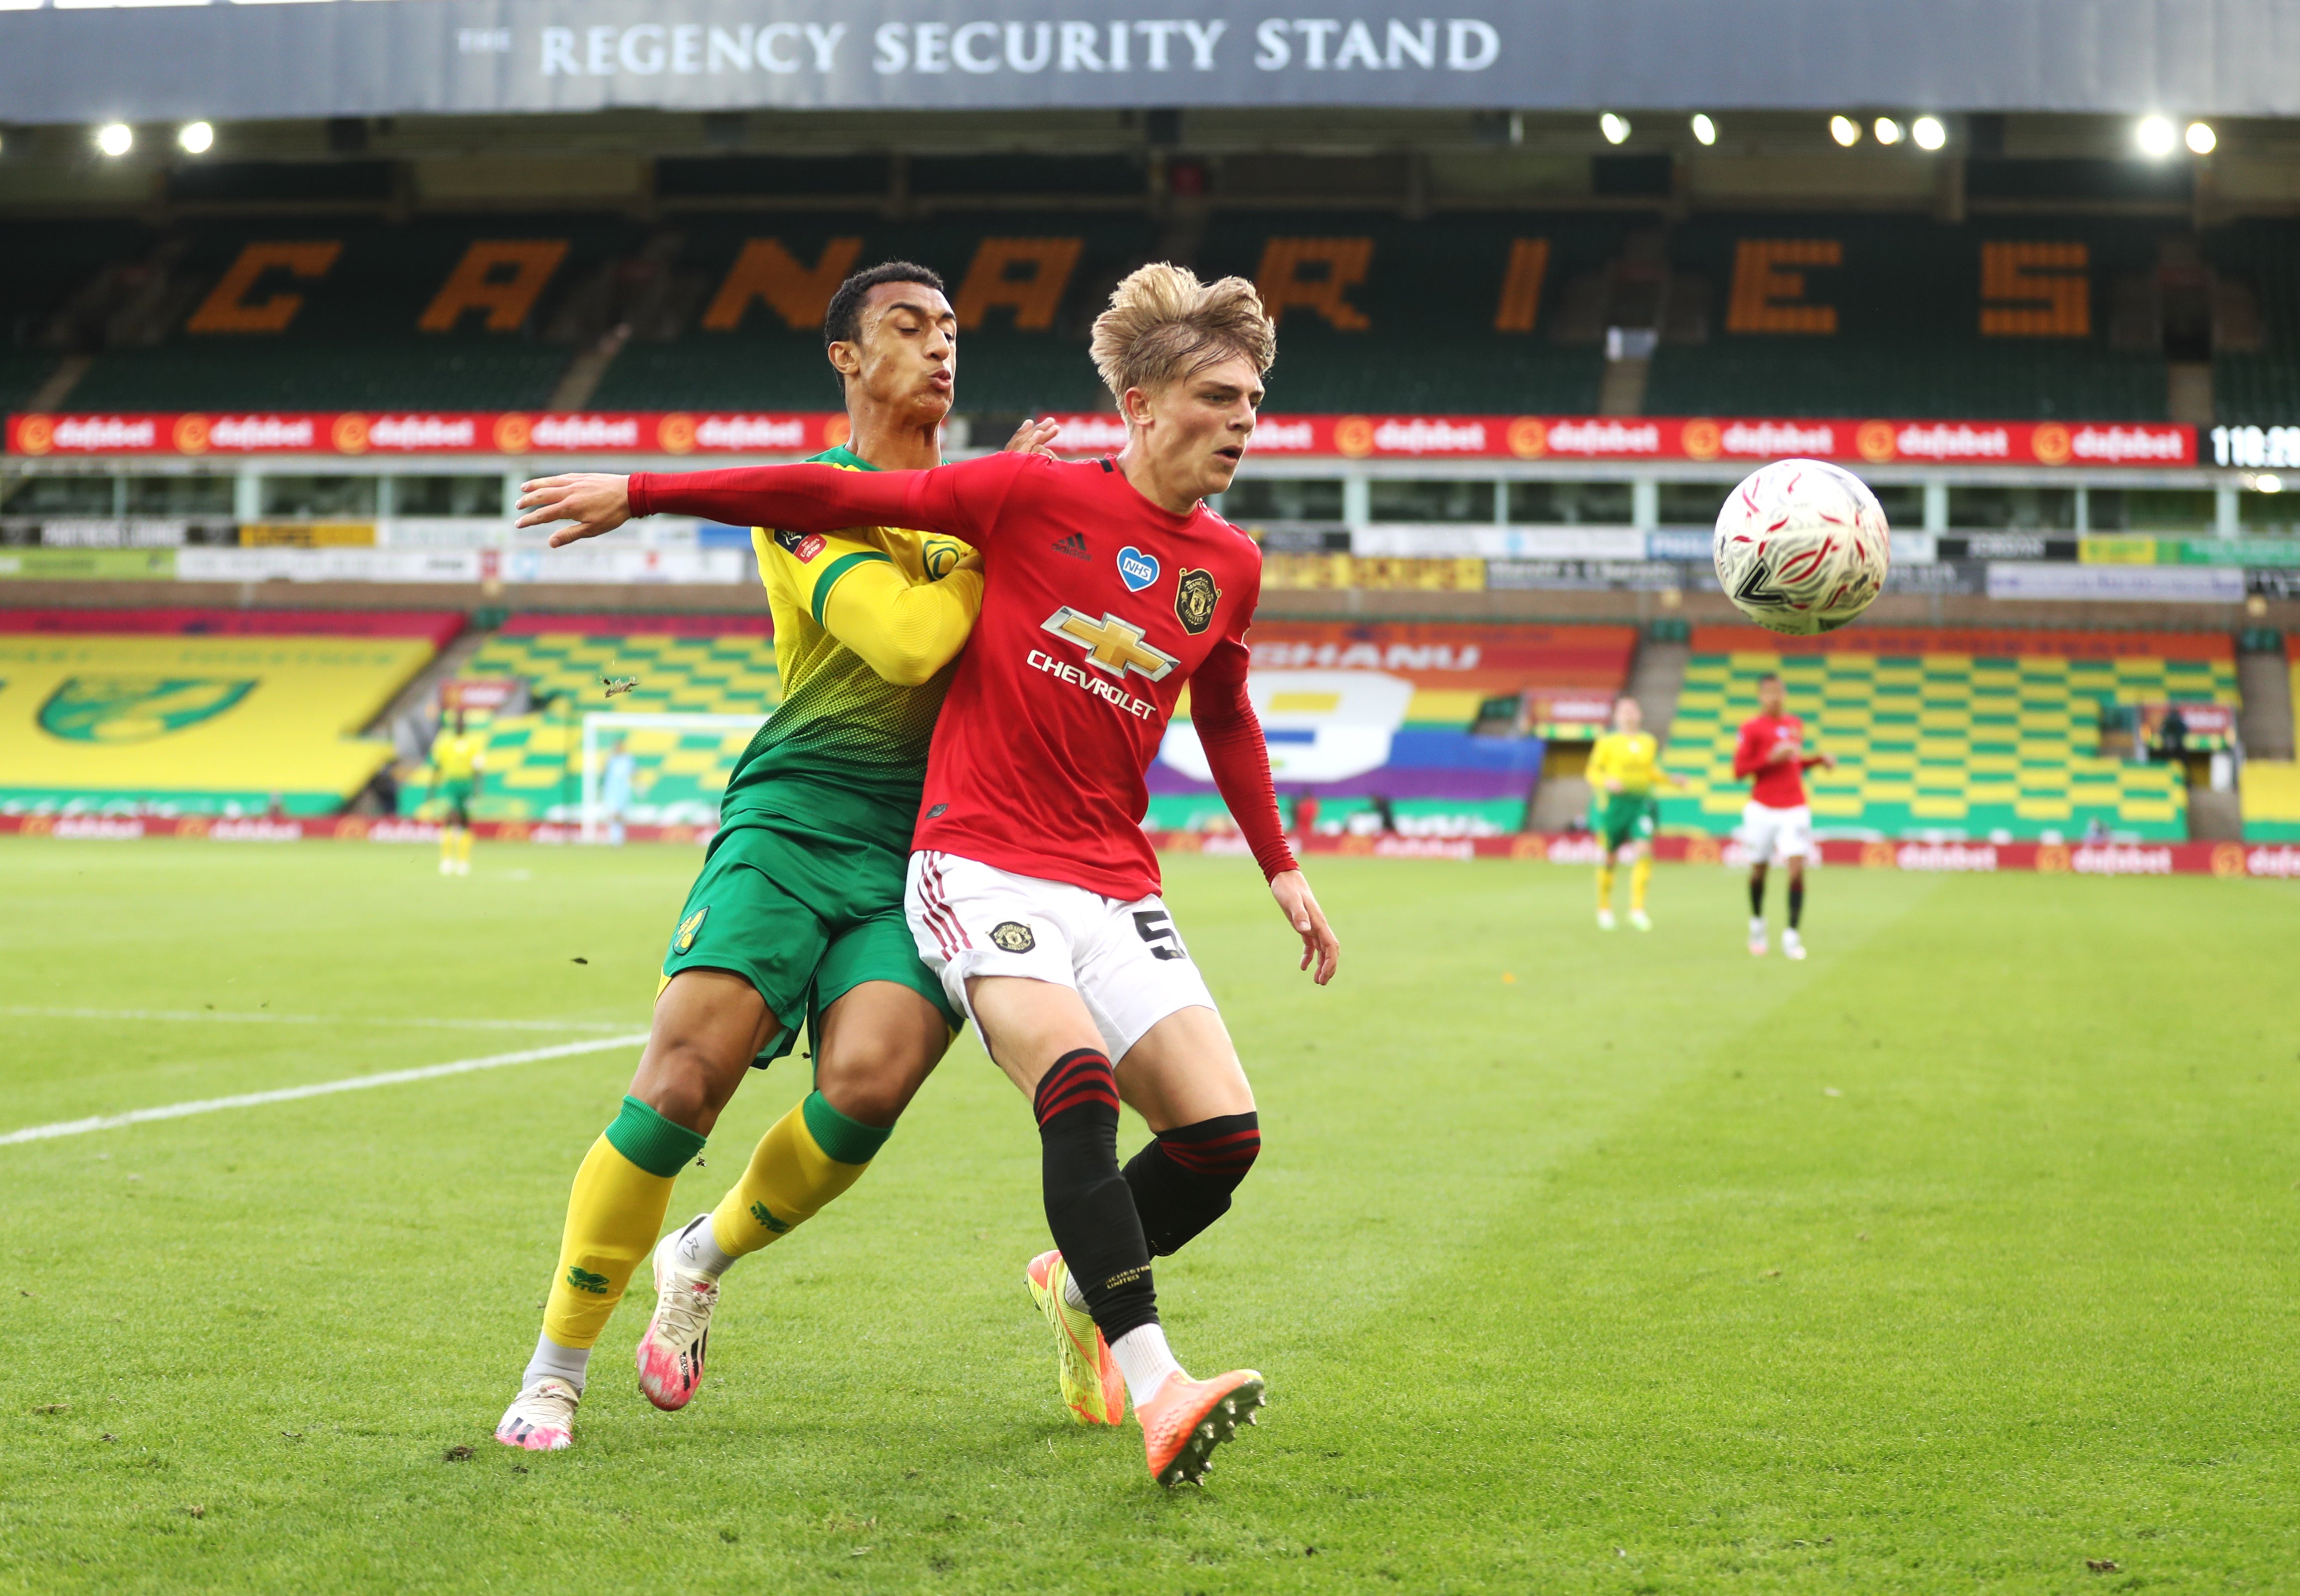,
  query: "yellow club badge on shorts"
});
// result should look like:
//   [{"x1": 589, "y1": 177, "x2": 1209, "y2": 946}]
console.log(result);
[{"x1": 673, "y1": 906, "x2": 709, "y2": 955}]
